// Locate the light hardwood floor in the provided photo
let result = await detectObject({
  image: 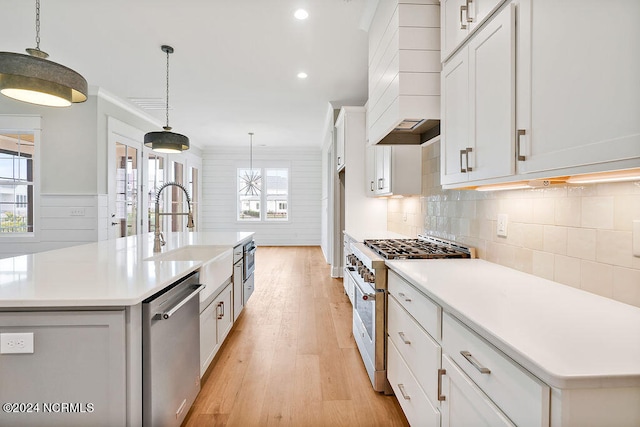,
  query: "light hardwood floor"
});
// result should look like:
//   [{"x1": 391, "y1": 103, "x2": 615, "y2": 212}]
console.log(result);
[{"x1": 183, "y1": 246, "x2": 409, "y2": 427}]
